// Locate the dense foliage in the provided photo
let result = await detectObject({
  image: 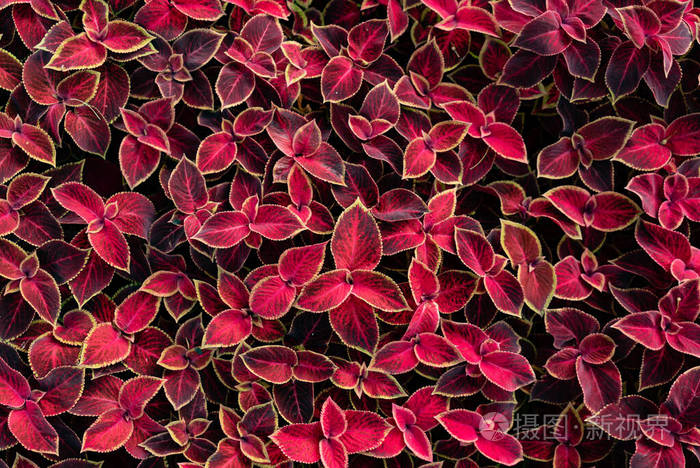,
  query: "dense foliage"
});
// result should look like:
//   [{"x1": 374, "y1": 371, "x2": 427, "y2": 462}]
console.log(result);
[{"x1": 0, "y1": 0, "x2": 699, "y2": 466}]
